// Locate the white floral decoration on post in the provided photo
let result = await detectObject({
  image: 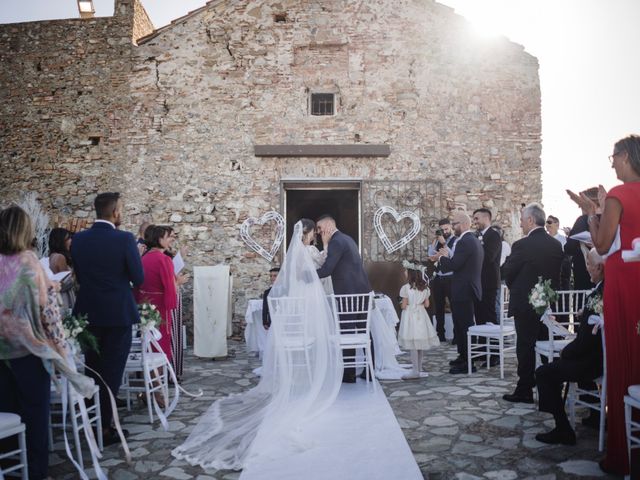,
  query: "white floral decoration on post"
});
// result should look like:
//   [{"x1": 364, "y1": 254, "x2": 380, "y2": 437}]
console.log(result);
[
  {"x1": 240, "y1": 211, "x2": 285, "y2": 262},
  {"x1": 373, "y1": 206, "x2": 421, "y2": 253}
]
